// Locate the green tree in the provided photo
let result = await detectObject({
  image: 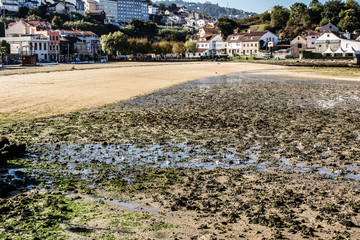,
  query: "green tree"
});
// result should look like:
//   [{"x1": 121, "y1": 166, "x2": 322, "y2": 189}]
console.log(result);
[
  {"x1": 100, "y1": 31, "x2": 129, "y2": 55},
  {"x1": 127, "y1": 38, "x2": 152, "y2": 55},
  {"x1": 217, "y1": 17, "x2": 238, "y2": 39},
  {"x1": 287, "y1": 2, "x2": 311, "y2": 28},
  {"x1": 172, "y1": 42, "x2": 185, "y2": 56},
  {"x1": 338, "y1": 9, "x2": 359, "y2": 32},
  {"x1": 270, "y1": 6, "x2": 290, "y2": 30},
  {"x1": 17, "y1": 7, "x2": 29, "y2": 18},
  {"x1": 125, "y1": 19, "x2": 158, "y2": 41},
  {"x1": 51, "y1": 16, "x2": 63, "y2": 29},
  {"x1": 184, "y1": 40, "x2": 197, "y2": 54},
  {"x1": 321, "y1": 0, "x2": 344, "y2": 24},
  {"x1": 309, "y1": 0, "x2": 323, "y2": 24},
  {"x1": 260, "y1": 12, "x2": 271, "y2": 22}
]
